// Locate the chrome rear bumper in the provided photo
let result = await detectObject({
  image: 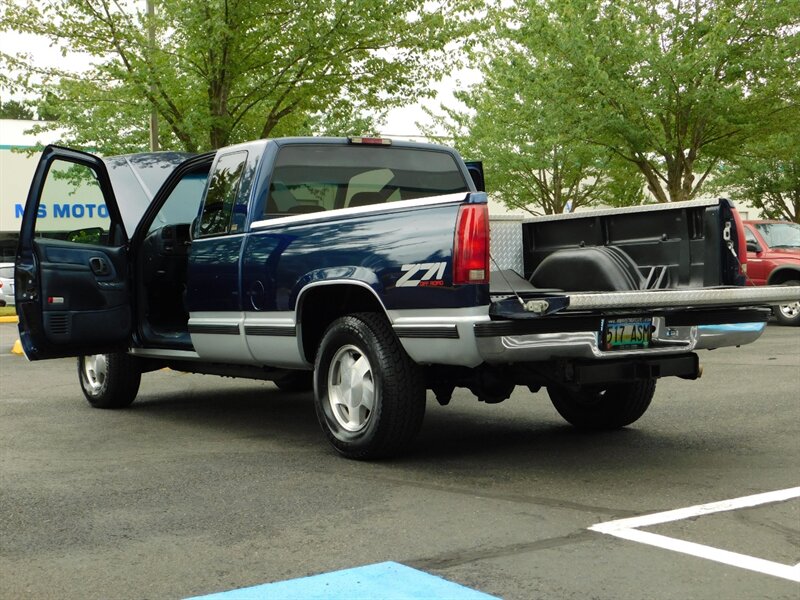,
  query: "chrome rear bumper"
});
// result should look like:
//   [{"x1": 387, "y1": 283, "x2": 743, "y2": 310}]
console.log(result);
[{"x1": 475, "y1": 317, "x2": 767, "y2": 364}]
